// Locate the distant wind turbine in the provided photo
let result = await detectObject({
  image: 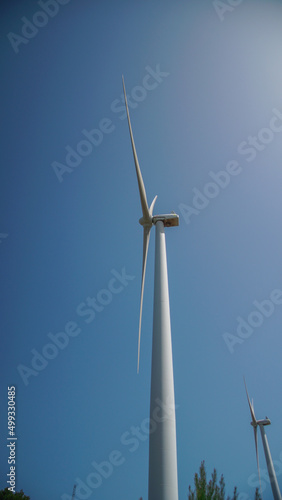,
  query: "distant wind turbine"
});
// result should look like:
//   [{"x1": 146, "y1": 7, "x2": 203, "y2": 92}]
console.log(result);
[
  {"x1": 244, "y1": 378, "x2": 282, "y2": 500},
  {"x1": 122, "y1": 76, "x2": 179, "y2": 500}
]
